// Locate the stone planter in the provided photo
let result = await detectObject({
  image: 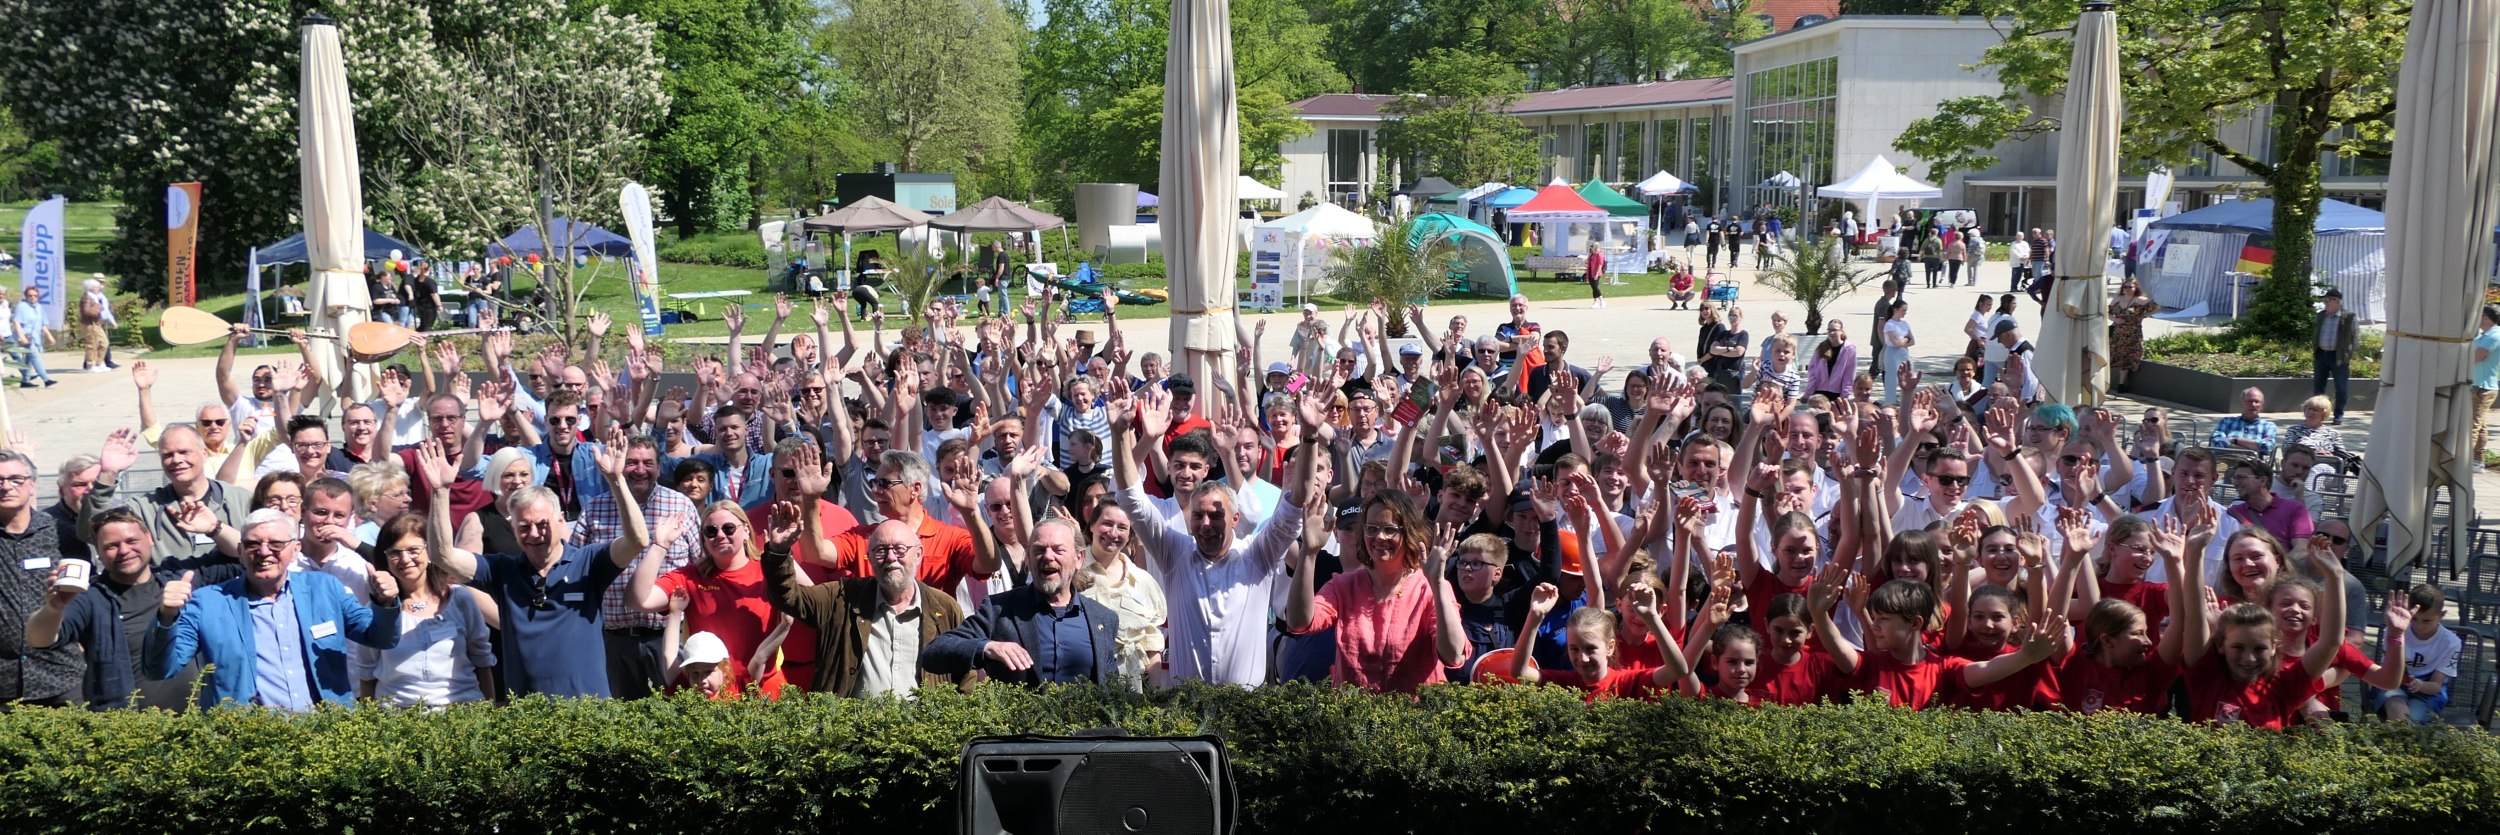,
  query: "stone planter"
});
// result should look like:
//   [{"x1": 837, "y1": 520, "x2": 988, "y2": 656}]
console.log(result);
[{"x1": 2129, "y1": 359, "x2": 2377, "y2": 413}]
